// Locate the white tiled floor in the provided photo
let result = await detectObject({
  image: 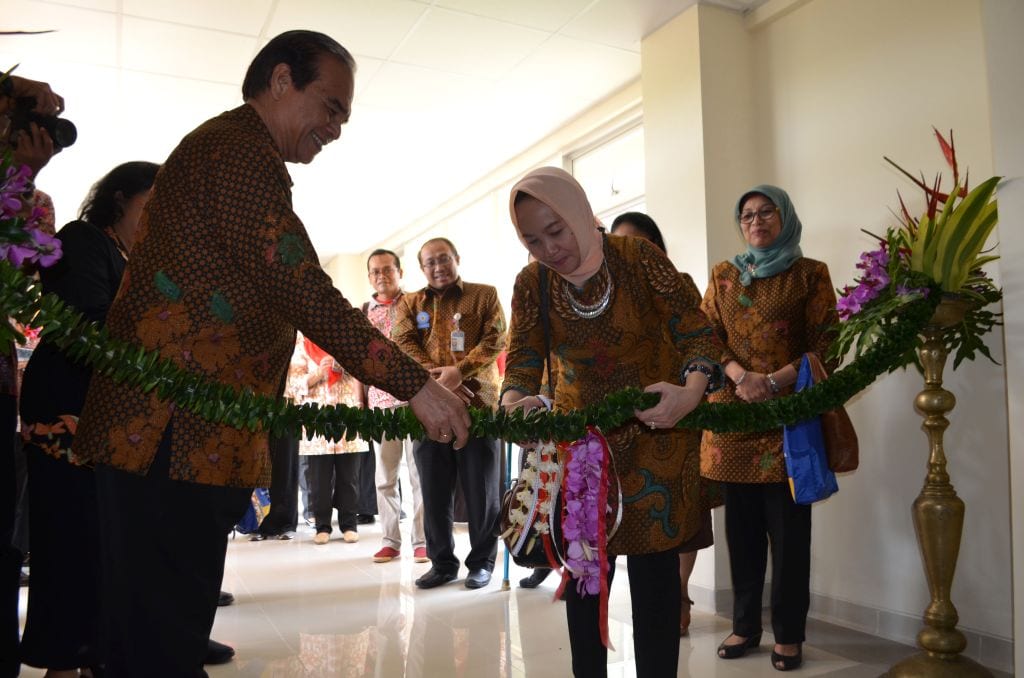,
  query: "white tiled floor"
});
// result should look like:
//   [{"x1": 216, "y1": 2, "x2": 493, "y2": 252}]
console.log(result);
[{"x1": 16, "y1": 521, "x2": 1008, "y2": 677}]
